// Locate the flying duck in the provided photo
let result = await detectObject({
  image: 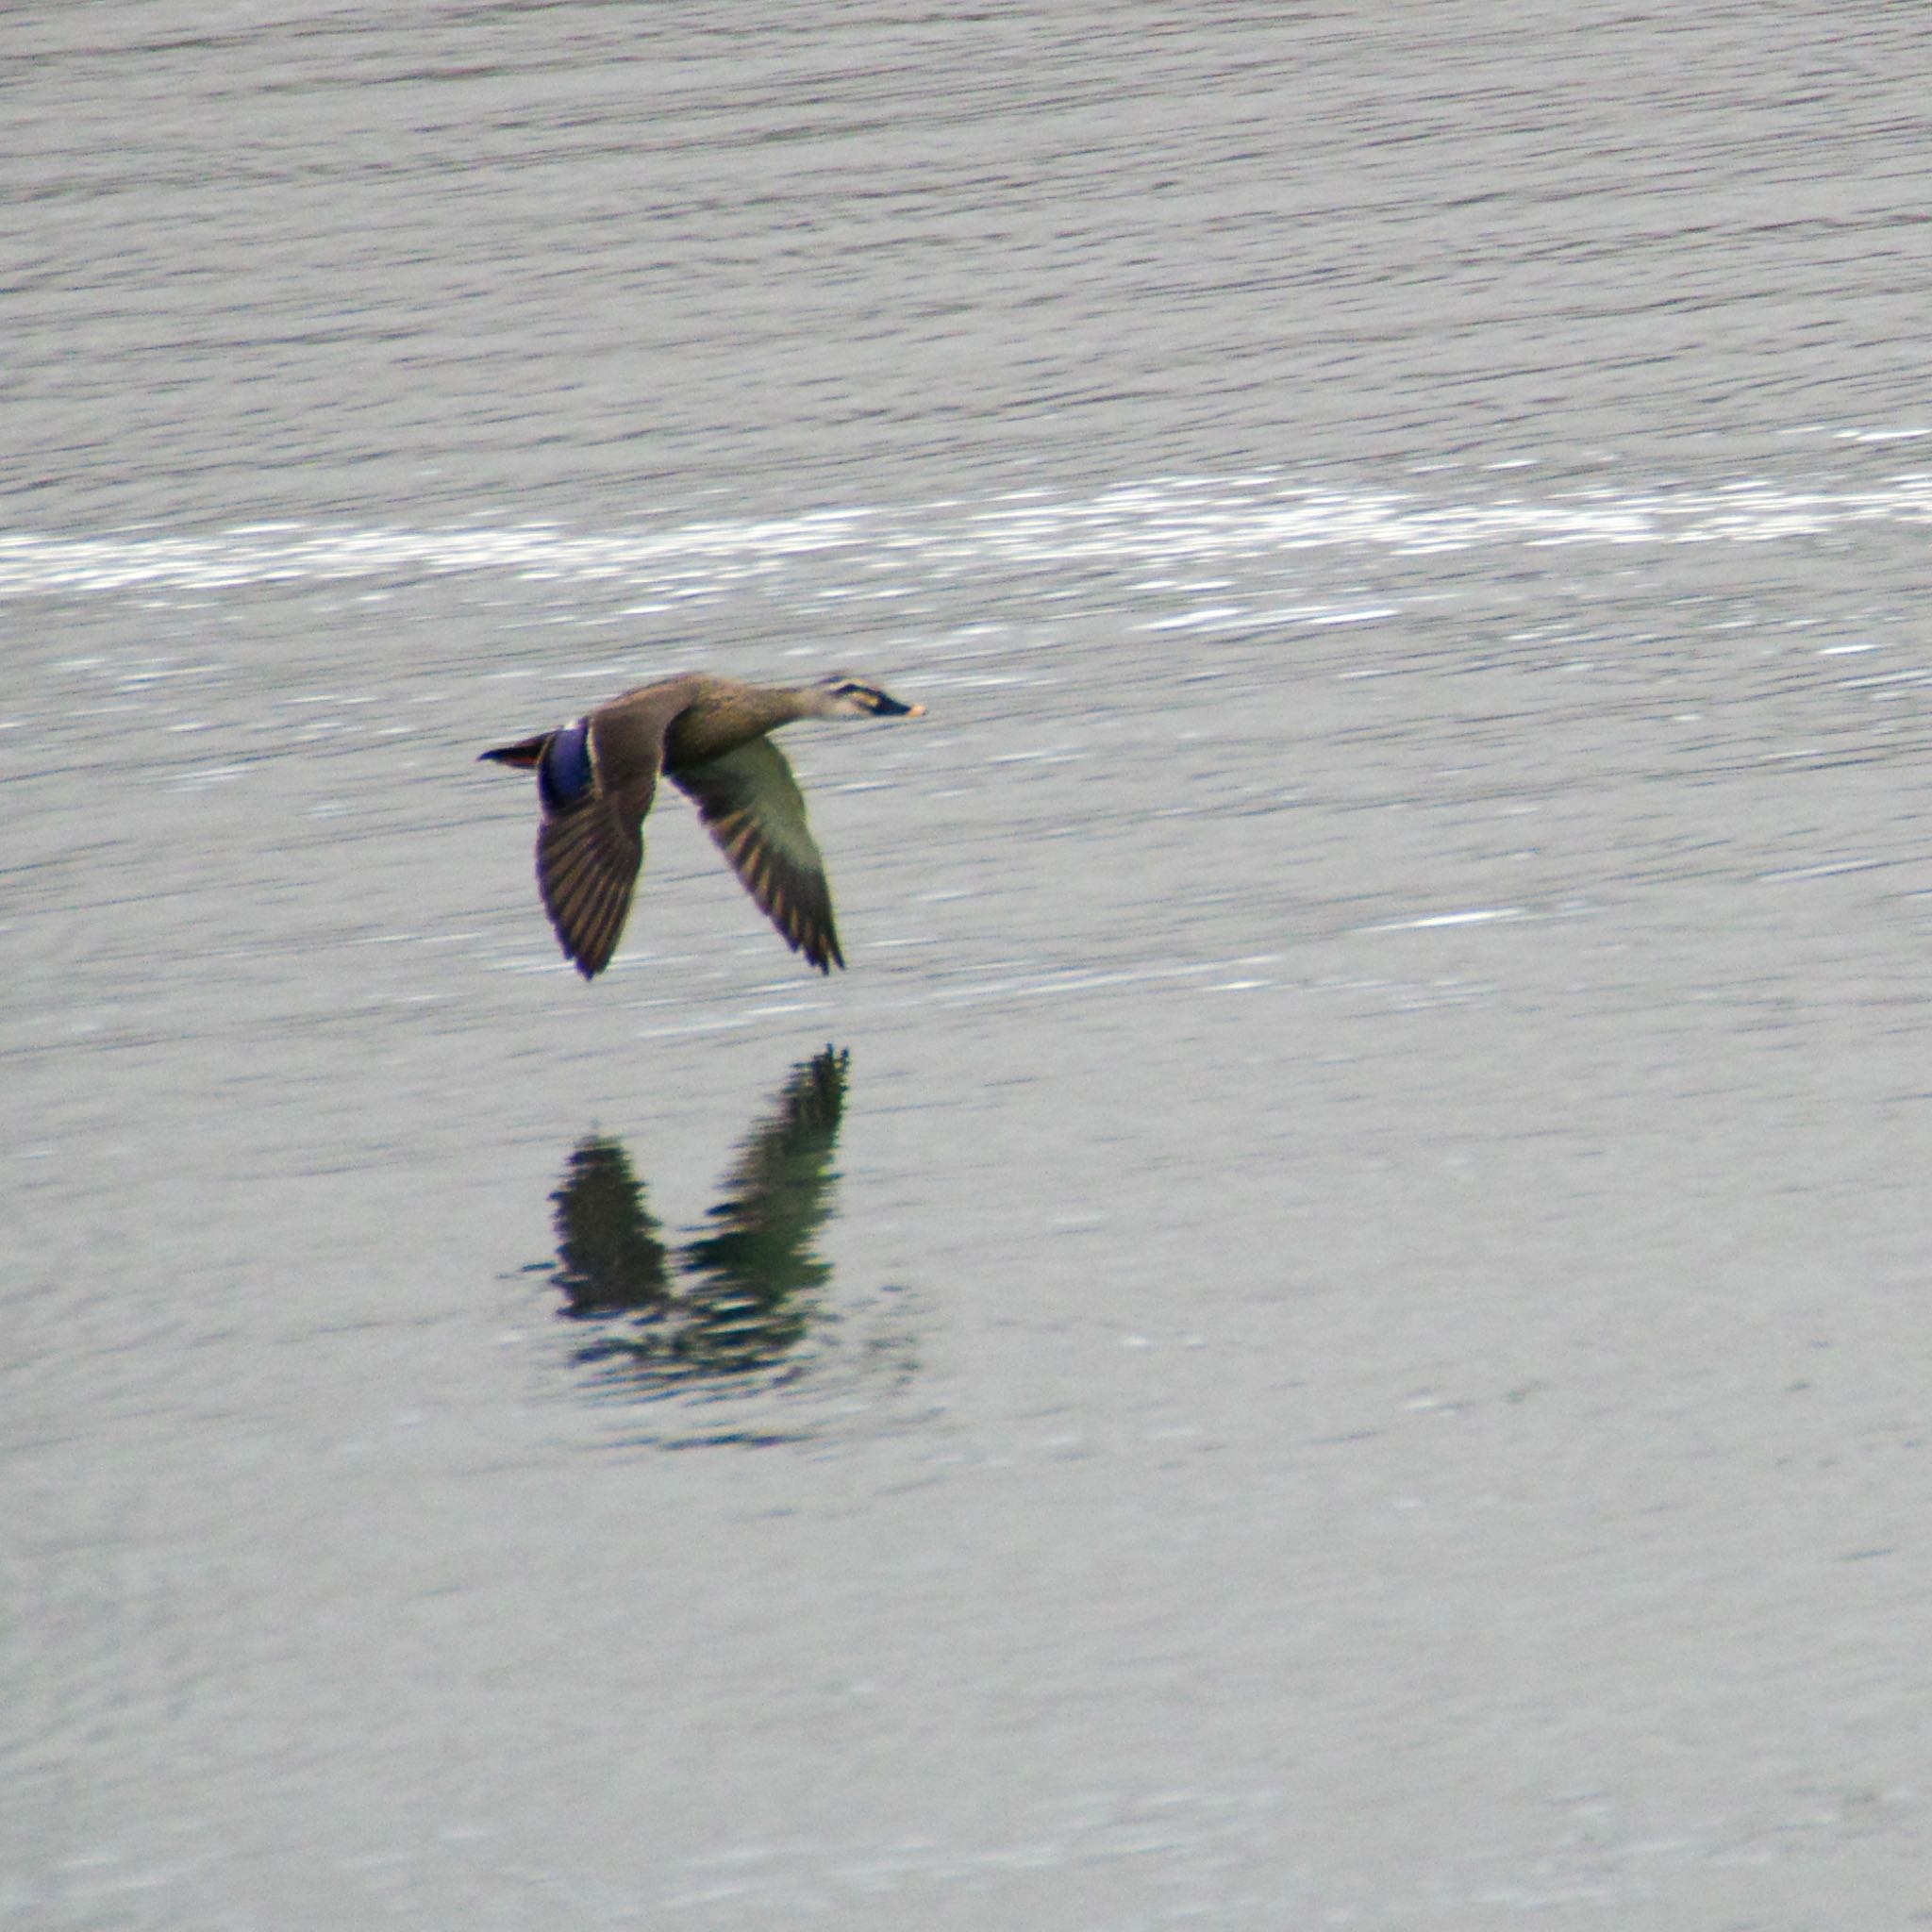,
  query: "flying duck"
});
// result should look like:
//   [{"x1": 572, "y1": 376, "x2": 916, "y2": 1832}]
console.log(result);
[{"x1": 481, "y1": 671, "x2": 924, "y2": 977}]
